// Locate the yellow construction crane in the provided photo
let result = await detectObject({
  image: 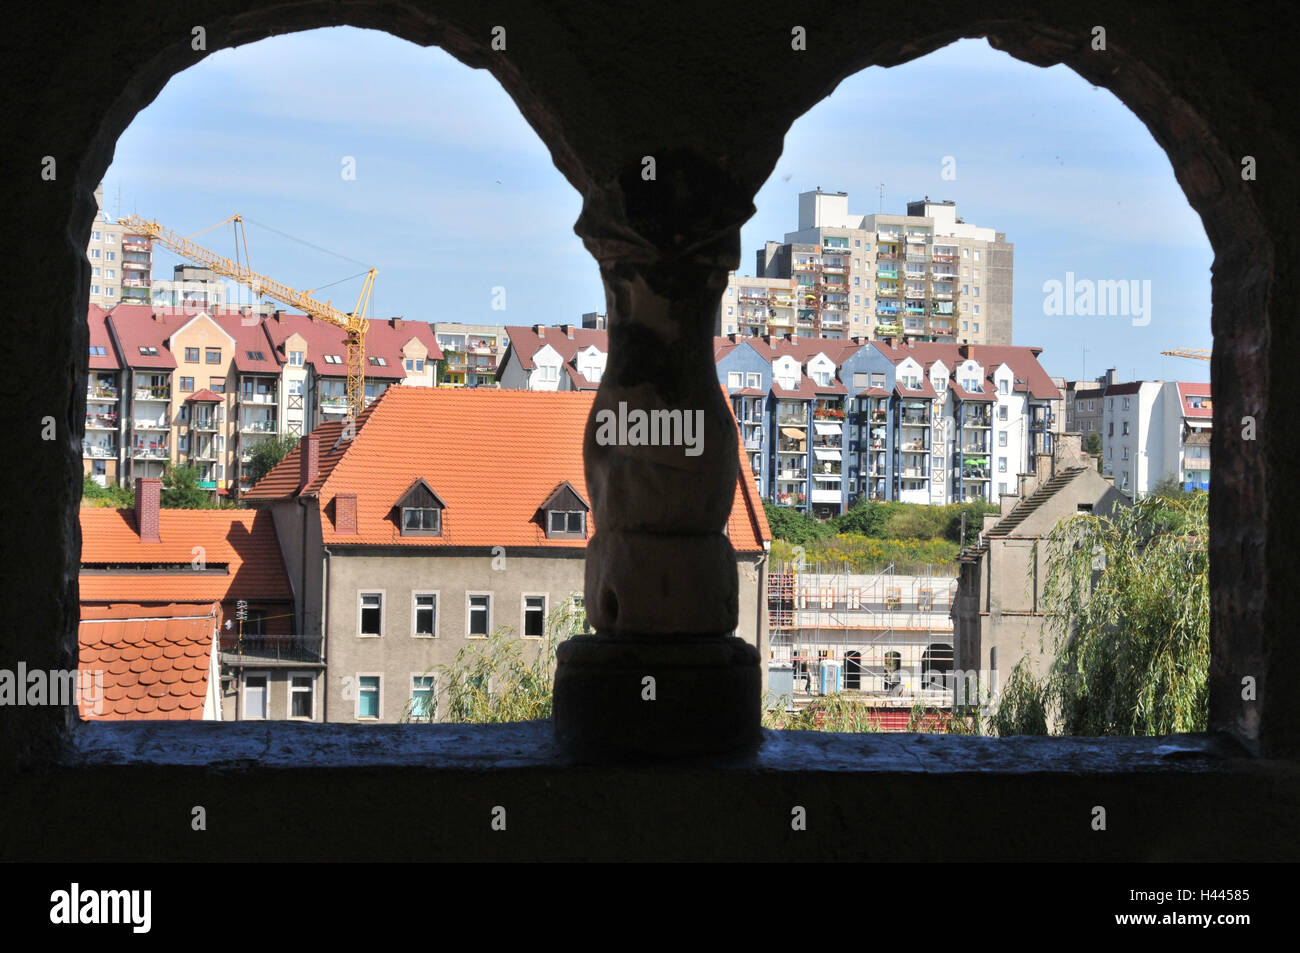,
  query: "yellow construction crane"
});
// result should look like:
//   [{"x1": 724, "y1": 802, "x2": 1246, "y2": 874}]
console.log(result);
[
  {"x1": 119, "y1": 214, "x2": 377, "y2": 419},
  {"x1": 1161, "y1": 347, "x2": 1211, "y2": 361}
]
